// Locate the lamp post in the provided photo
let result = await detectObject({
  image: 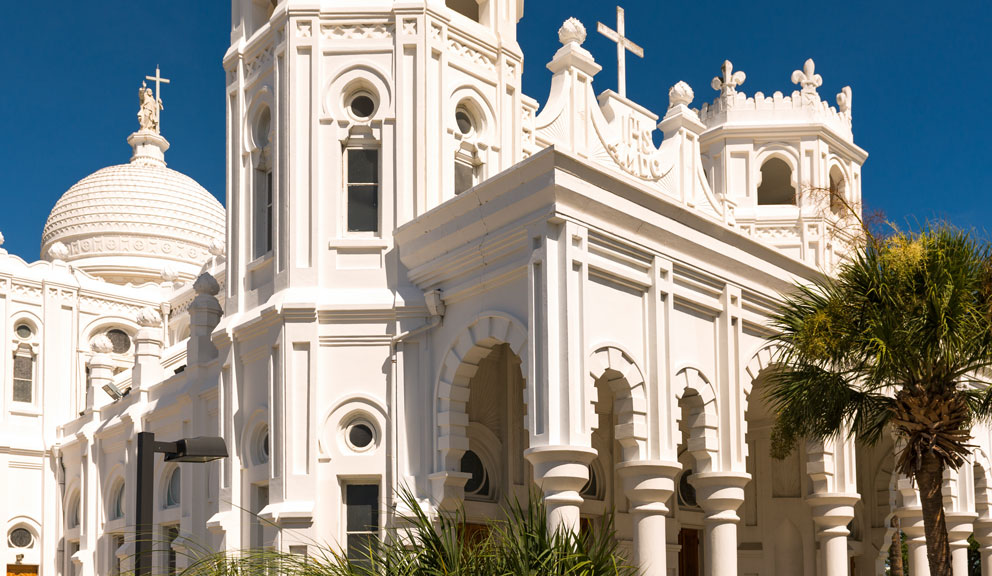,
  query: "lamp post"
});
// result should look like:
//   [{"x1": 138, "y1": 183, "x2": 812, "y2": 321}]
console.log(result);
[{"x1": 135, "y1": 432, "x2": 228, "y2": 576}]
